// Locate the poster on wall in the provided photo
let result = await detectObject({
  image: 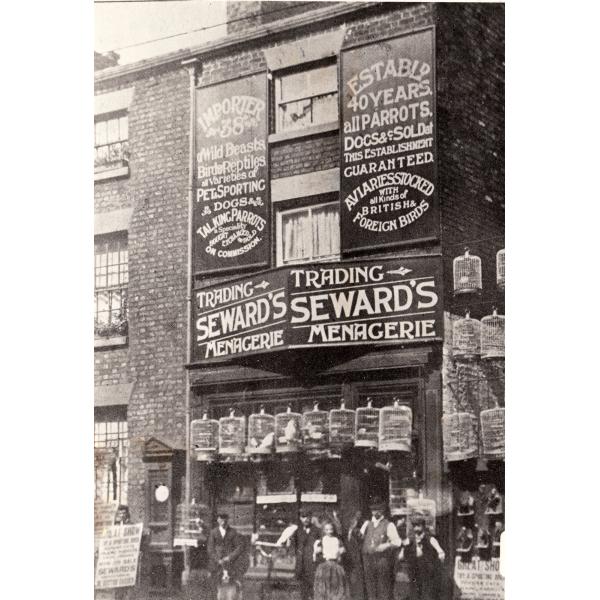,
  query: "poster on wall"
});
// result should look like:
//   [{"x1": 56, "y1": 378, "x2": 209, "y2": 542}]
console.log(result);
[
  {"x1": 95, "y1": 523, "x2": 143, "y2": 589},
  {"x1": 191, "y1": 255, "x2": 442, "y2": 364},
  {"x1": 454, "y1": 558, "x2": 504, "y2": 600},
  {"x1": 340, "y1": 28, "x2": 437, "y2": 252},
  {"x1": 194, "y1": 74, "x2": 269, "y2": 274}
]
